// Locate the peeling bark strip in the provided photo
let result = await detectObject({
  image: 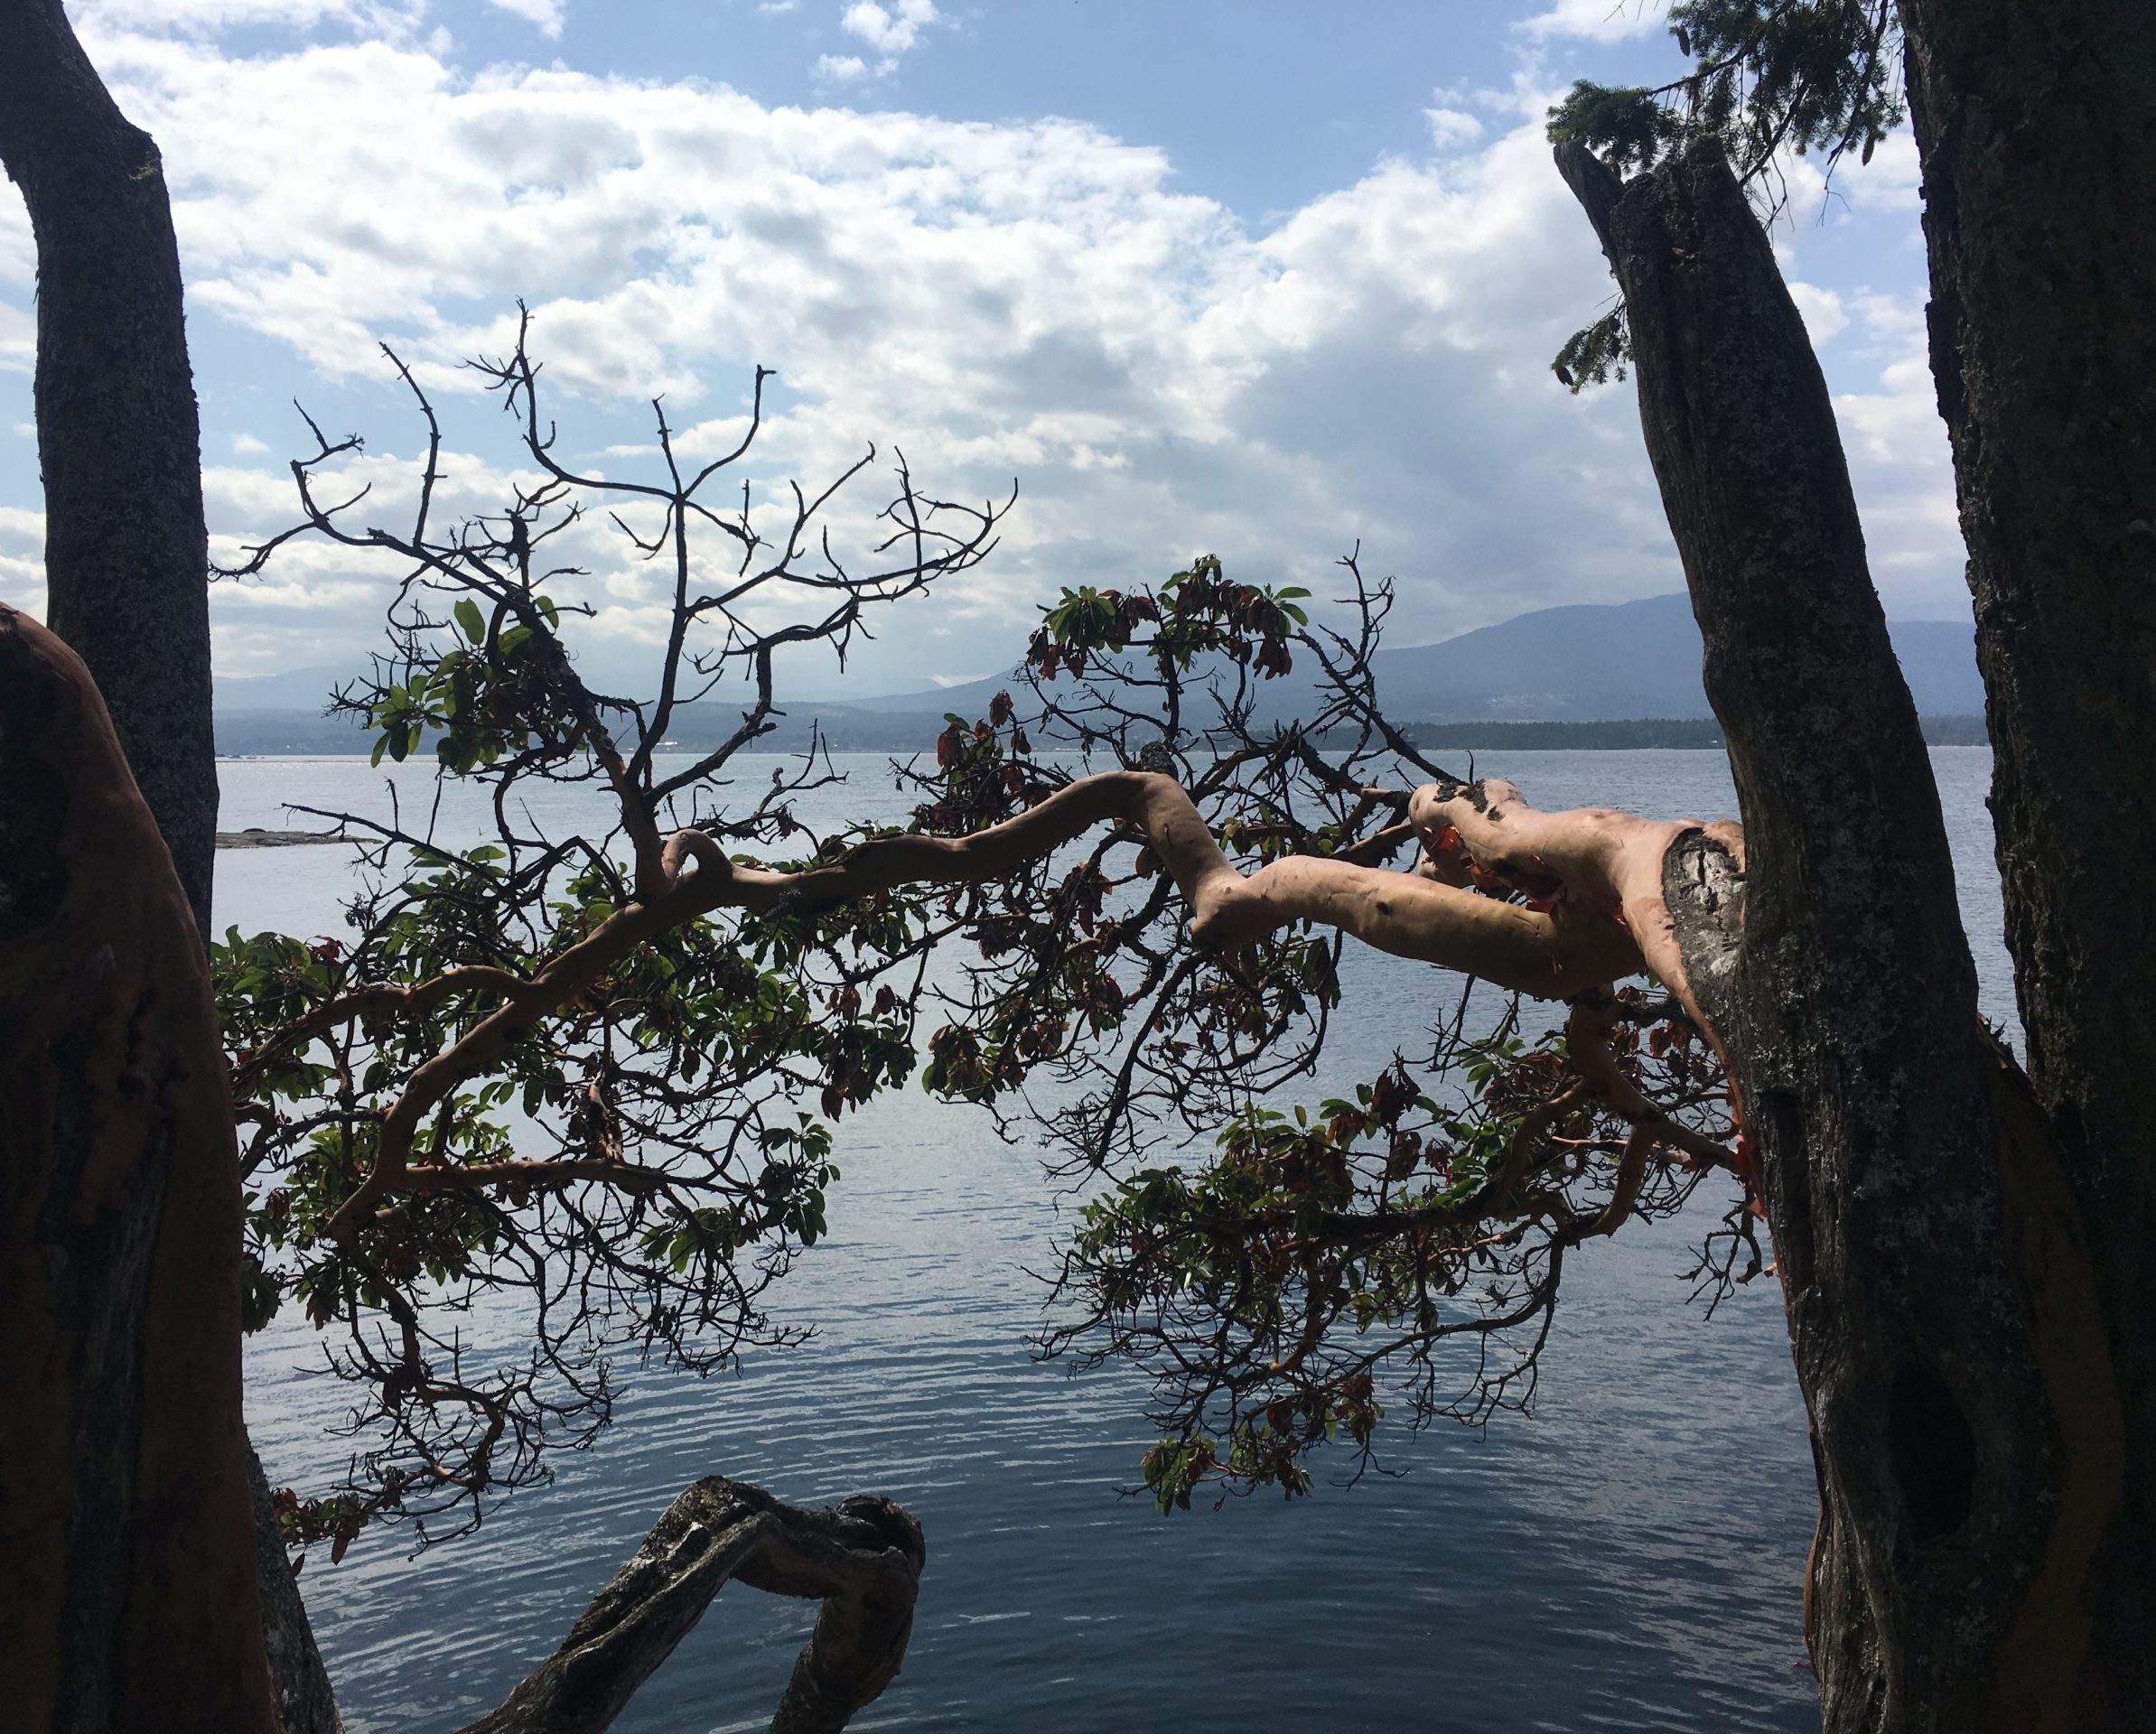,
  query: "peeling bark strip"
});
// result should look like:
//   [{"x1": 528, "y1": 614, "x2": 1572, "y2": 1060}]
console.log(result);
[
  {"x1": 0, "y1": 610, "x2": 278, "y2": 1733},
  {"x1": 459, "y1": 1478, "x2": 925, "y2": 1734},
  {"x1": 1557, "y1": 136, "x2": 2120, "y2": 1729}
]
